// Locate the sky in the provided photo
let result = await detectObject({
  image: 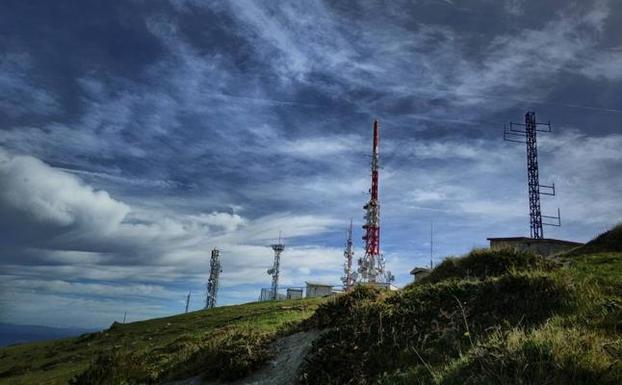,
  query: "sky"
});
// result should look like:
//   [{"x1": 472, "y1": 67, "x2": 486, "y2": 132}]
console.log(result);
[{"x1": 1, "y1": 0, "x2": 621, "y2": 329}]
